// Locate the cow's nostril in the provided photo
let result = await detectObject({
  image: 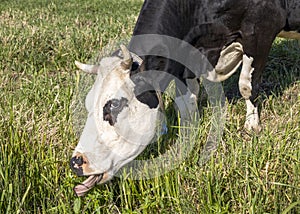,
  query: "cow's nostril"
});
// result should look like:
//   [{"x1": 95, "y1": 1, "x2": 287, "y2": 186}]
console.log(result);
[
  {"x1": 73, "y1": 156, "x2": 84, "y2": 166},
  {"x1": 70, "y1": 156, "x2": 85, "y2": 176}
]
